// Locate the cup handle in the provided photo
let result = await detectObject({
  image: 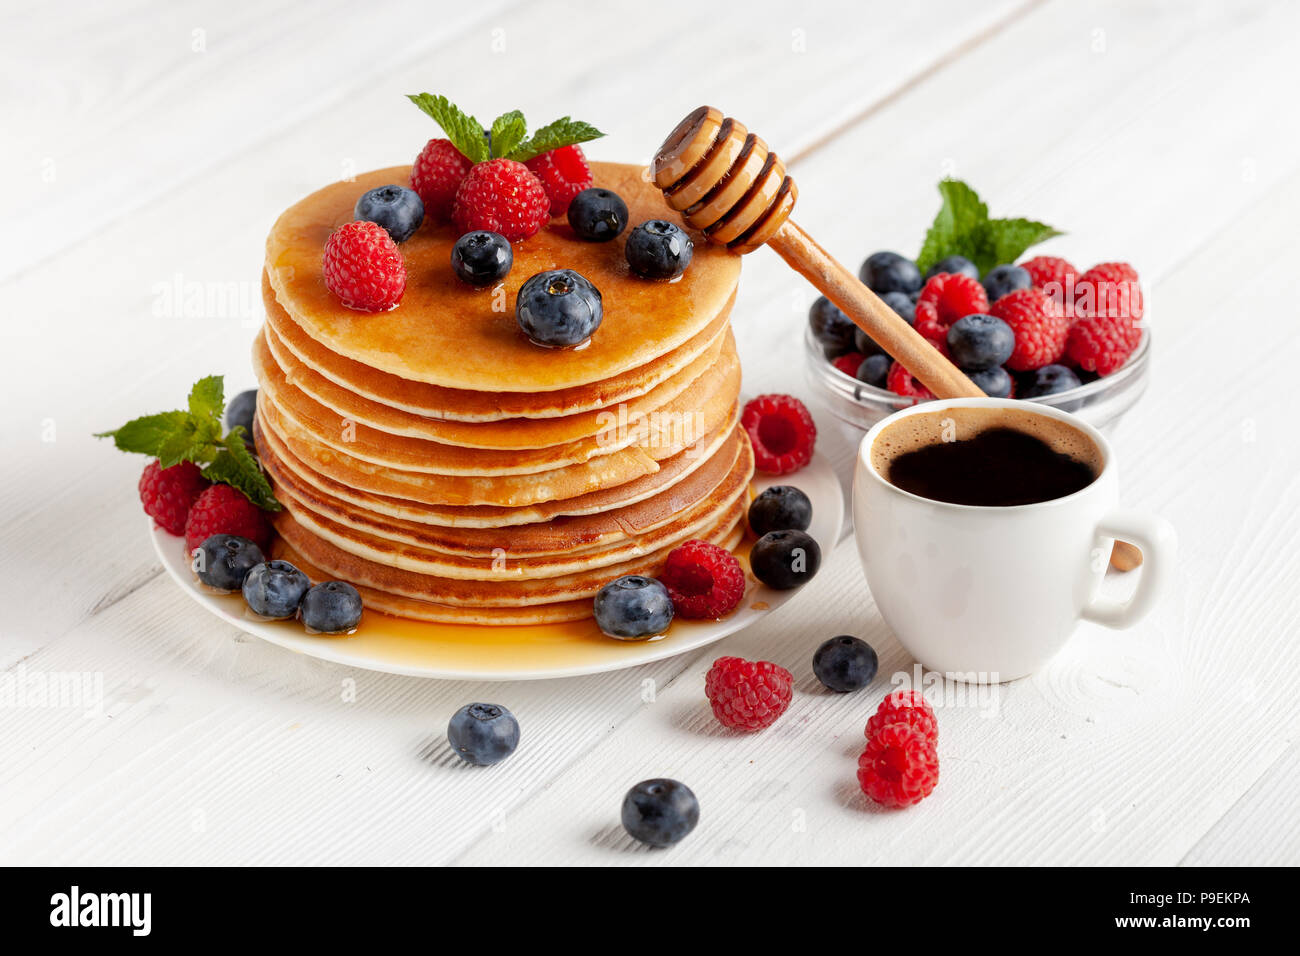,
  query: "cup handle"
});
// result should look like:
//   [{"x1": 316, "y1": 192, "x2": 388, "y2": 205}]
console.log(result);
[{"x1": 1081, "y1": 508, "x2": 1178, "y2": 629}]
